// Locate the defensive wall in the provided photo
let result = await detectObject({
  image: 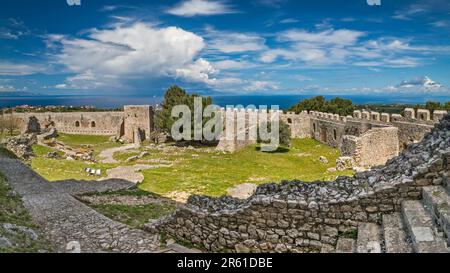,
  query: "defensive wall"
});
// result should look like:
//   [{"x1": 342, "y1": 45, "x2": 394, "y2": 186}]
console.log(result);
[{"x1": 148, "y1": 114, "x2": 450, "y2": 253}]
